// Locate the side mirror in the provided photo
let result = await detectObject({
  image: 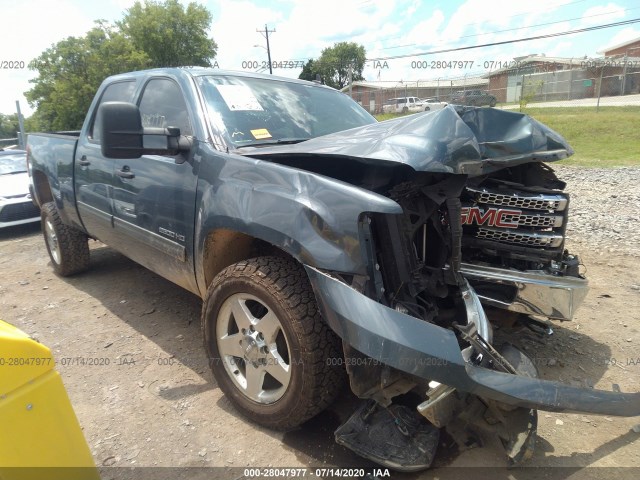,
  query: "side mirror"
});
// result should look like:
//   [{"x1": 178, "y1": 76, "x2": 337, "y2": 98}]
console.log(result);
[{"x1": 98, "y1": 102, "x2": 191, "y2": 159}]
